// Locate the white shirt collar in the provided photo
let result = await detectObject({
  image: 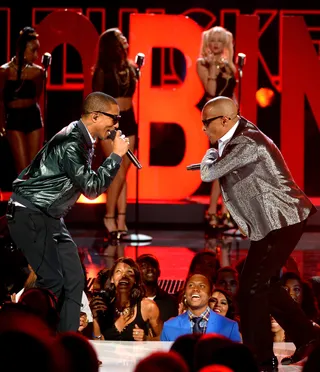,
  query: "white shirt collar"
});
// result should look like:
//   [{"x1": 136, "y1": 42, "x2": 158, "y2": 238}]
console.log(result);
[
  {"x1": 218, "y1": 120, "x2": 239, "y2": 156},
  {"x1": 81, "y1": 120, "x2": 96, "y2": 144},
  {"x1": 219, "y1": 120, "x2": 240, "y2": 145}
]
